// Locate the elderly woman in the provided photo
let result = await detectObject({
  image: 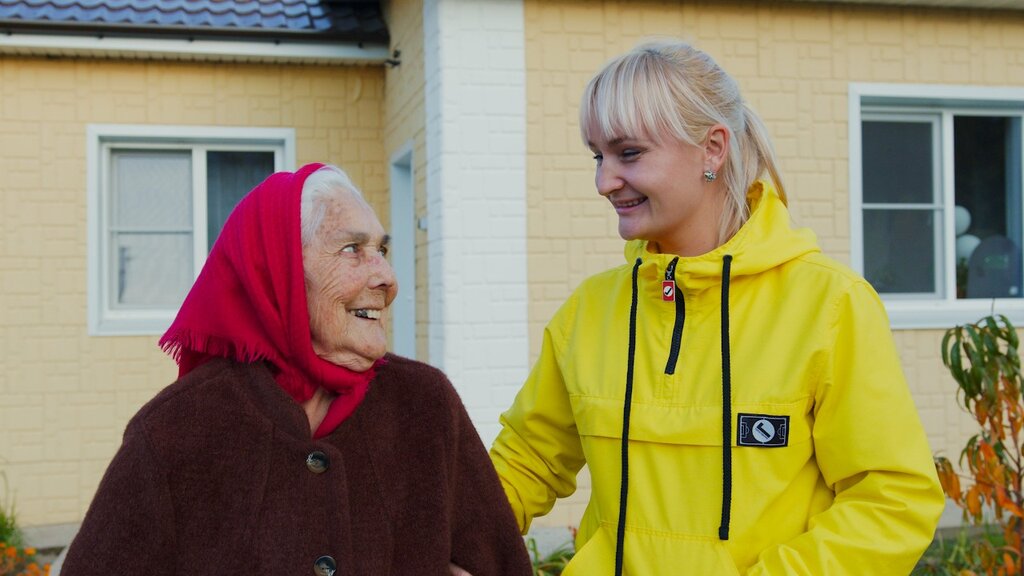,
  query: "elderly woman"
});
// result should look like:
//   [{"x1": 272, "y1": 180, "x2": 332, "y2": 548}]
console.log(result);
[{"x1": 60, "y1": 163, "x2": 532, "y2": 575}]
